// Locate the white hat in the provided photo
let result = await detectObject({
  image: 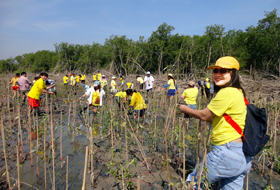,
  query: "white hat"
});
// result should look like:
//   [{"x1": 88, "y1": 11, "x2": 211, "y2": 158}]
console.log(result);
[
  {"x1": 147, "y1": 71, "x2": 151, "y2": 75},
  {"x1": 112, "y1": 76, "x2": 116, "y2": 79},
  {"x1": 93, "y1": 81, "x2": 100, "y2": 87}
]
